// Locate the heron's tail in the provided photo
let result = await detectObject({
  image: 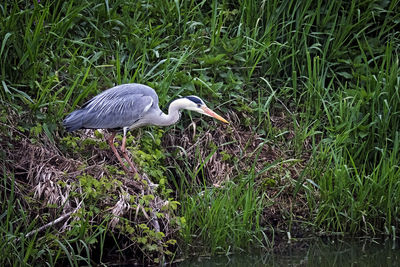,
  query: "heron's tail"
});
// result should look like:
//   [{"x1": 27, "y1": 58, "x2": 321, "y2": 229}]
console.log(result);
[{"x1": 63, "y1": 109, "x2": 86, "y2": 132}]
